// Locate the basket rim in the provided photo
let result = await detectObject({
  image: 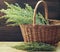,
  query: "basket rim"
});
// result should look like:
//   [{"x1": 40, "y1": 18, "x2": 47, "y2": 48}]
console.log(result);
[{"x1": 20, "y1": 24, "x2": 60, "y2": 26}]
